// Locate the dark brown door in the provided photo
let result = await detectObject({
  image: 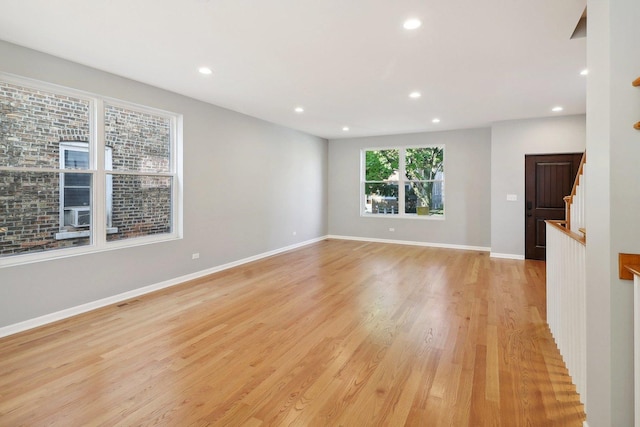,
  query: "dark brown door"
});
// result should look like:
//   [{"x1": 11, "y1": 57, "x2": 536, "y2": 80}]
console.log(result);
[{"x1": 525, "y1": 153, "x2": 583, "y2": 260}]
